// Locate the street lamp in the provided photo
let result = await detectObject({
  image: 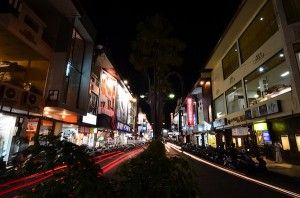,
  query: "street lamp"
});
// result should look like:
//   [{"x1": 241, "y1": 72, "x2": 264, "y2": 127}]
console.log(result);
[{"x1": 168, "y1": 93, "x2": 175, "y2": 99}]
